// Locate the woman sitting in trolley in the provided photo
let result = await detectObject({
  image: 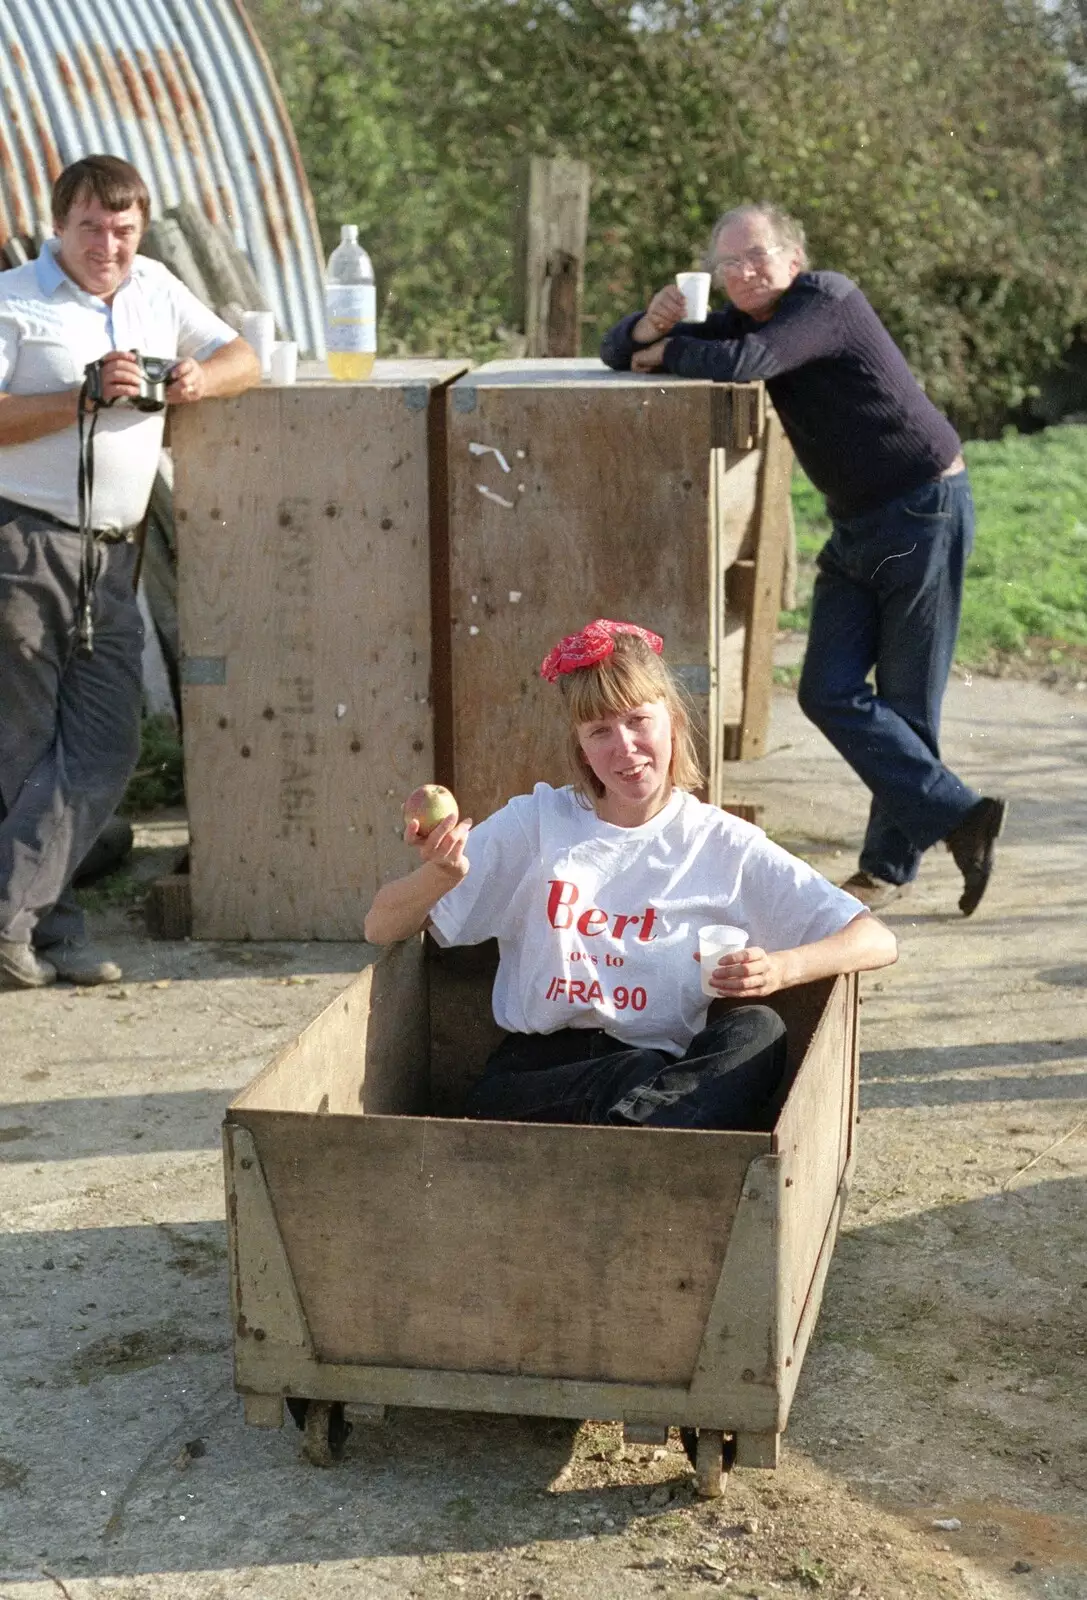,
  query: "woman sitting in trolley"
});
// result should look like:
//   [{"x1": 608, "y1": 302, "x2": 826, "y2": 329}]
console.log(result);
[{"x1": 365, "y1": 619, "x2": 897, "y2": 1129}]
